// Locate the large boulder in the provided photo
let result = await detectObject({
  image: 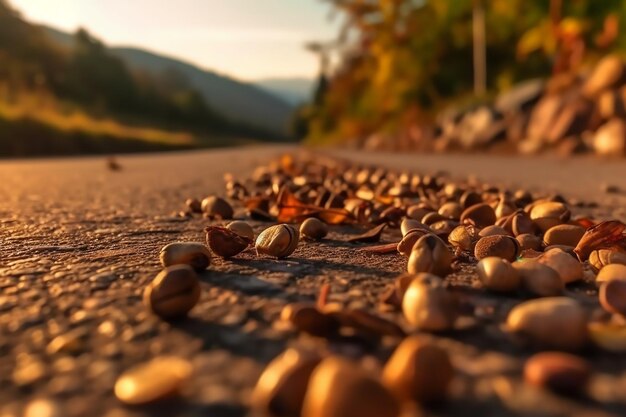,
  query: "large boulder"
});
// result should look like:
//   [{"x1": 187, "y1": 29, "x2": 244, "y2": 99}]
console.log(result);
[
  {"x1": 495, "y1": 79, "x2": 545, "y2": 114},
  {"x1": 593, "y1": 119, "x2": 626, "y2": 156},
  {"x1": 582, "y1": 55, "x2": 626, "y2": 98}
]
